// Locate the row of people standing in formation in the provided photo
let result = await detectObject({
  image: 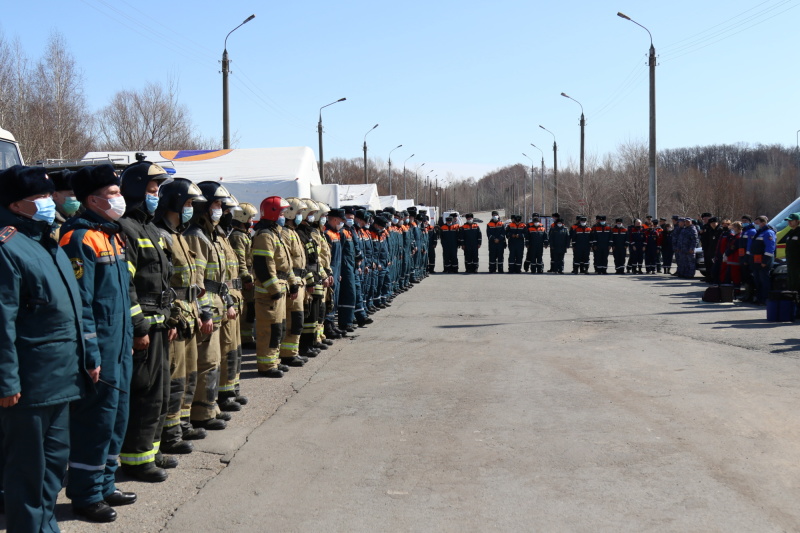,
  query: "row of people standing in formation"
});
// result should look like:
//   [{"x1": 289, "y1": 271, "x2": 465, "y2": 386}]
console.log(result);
[
  {"x1": 443, "y1": 211, "x2": 692, "y2": 275},
  {"x1": 0, "y1": 160, "x2": 436, "y2": 531},
  {"x1": 433, "y1": 210, "x2": 781, "y2": 288}
]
